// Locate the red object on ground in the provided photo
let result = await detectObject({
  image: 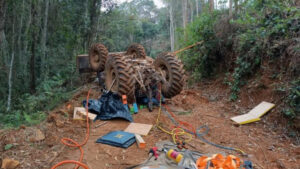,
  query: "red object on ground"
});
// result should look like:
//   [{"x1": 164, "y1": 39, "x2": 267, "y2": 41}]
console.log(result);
[{"x1": 149, "y1": 147, "x2": 159, "y2": 160}]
